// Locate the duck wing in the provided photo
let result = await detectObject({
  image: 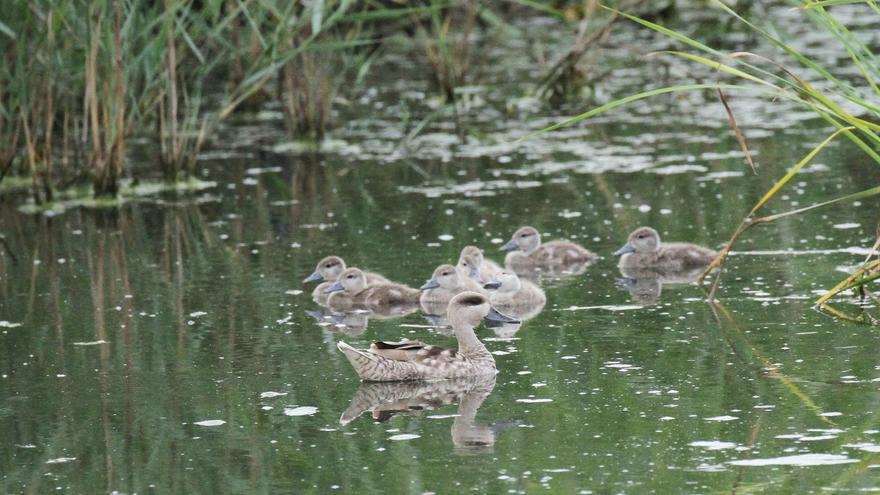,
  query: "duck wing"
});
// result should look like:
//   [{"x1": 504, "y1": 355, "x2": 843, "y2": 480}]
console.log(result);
[{"x1": 370, "y1": 340, "x2": 460, "y2": 363}]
